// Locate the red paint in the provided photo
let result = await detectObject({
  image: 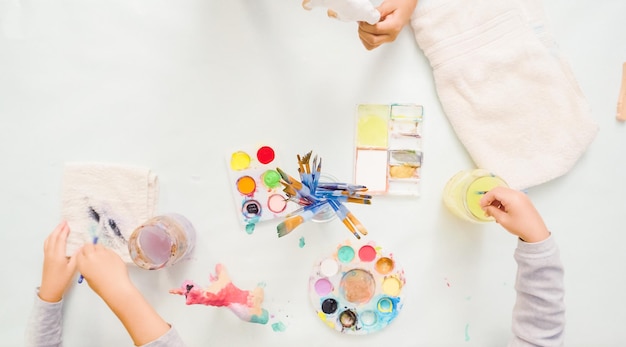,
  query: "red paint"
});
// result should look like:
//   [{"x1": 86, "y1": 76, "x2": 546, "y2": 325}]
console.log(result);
[
  {"x1": 185, "y1": 282, "x2": 249, "y2": 307},
  {"x1": 257, "y1": 146, "x2": 275, "y2": 164},
  {"x1": 358, "y1": 245, "x2": 377, "y2": 262}
]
